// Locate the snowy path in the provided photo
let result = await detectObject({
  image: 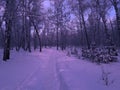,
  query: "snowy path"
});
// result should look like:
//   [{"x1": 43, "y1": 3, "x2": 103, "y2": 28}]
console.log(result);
[
  {"x1": 0, "y1": 48, "x2": 120, "y2": 90},
  {"x1": 16, "y1": 49, "x2": 62, "y2": 90}
]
